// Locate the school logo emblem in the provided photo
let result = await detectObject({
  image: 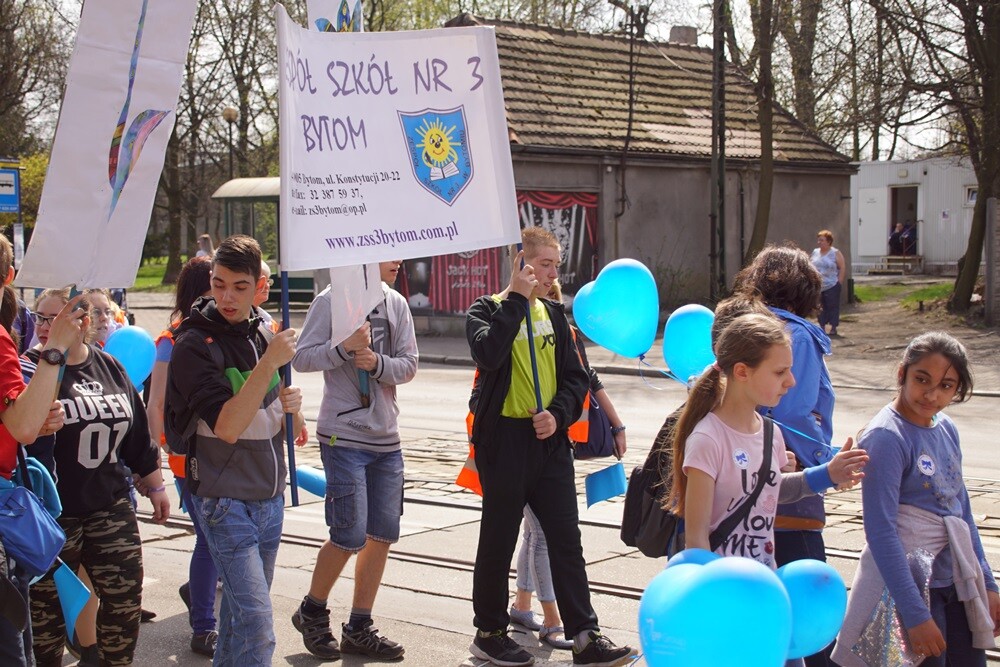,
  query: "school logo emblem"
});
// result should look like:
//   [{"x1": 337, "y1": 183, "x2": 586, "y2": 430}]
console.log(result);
[
  {"x1": 917, "y1": 454, "x2": 936, "y2": 476},
  {"x1": 733, "y1": 449, "x2": 750, "y2": 469},
  {"x1": 398, "y1": 107, "x2": 473, "y2": 206}
]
